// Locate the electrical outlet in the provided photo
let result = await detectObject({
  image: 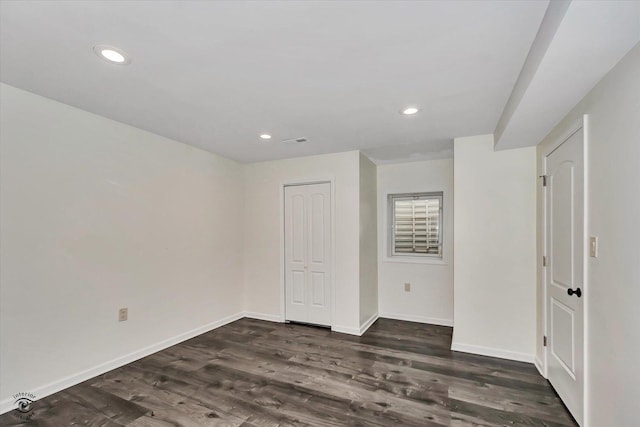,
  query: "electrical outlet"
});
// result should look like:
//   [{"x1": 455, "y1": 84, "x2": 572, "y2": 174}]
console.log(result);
[
  {"x1": 404, "y1": 283, "x2": 411, "y2": 292},
  {"x1": 118, "y1": 308, "x2": 128, "y2": 322}
]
